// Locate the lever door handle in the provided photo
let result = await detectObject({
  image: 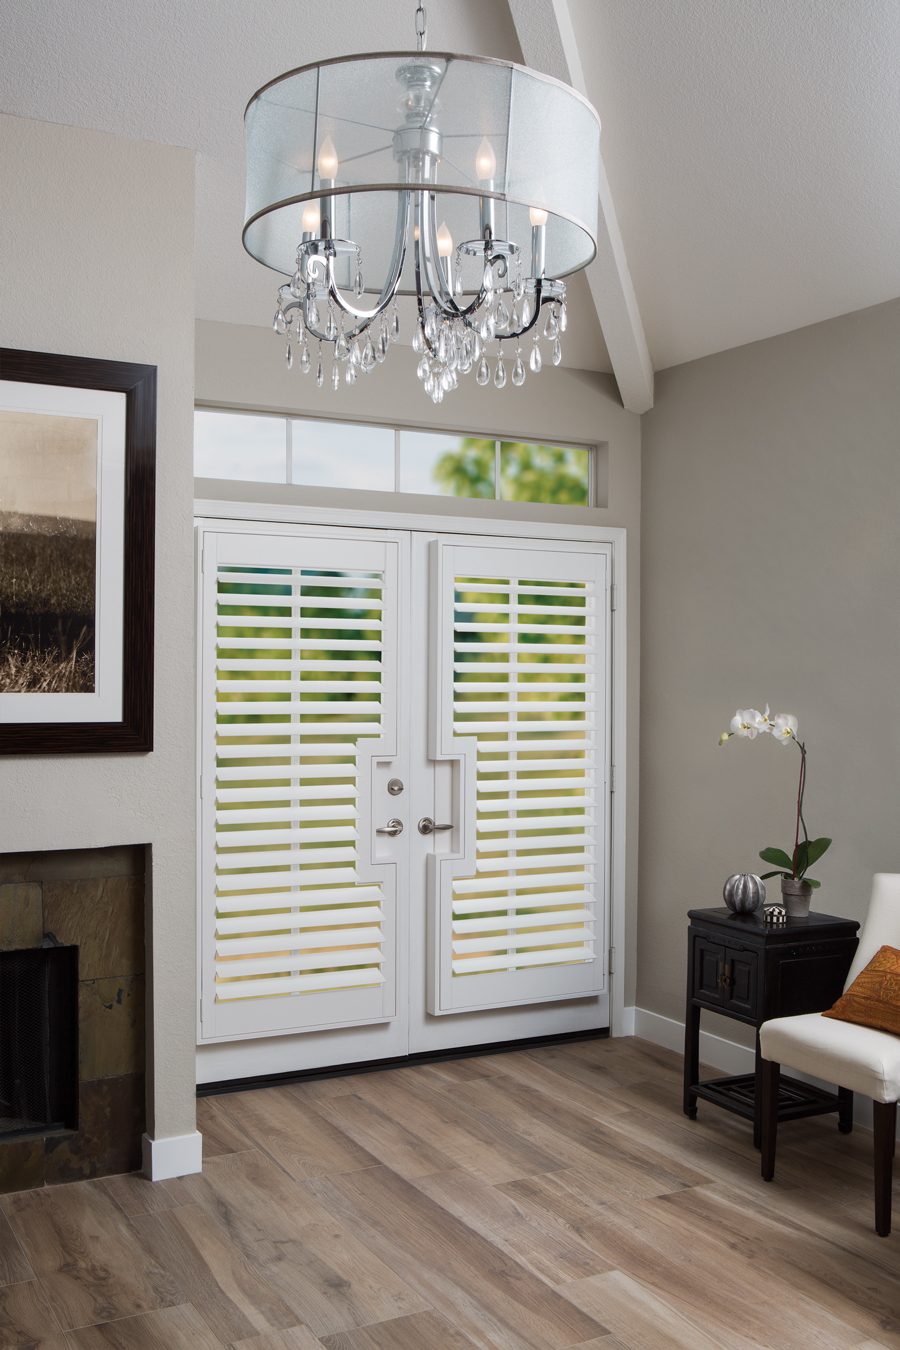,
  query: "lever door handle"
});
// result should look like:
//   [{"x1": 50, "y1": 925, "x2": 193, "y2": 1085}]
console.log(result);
[
  {"x1": 418, "y1": 818, "x2": 453, "y2": 835},
  {"x1": 376, "y1": 818, "x2": 403, "y2": 836}
]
